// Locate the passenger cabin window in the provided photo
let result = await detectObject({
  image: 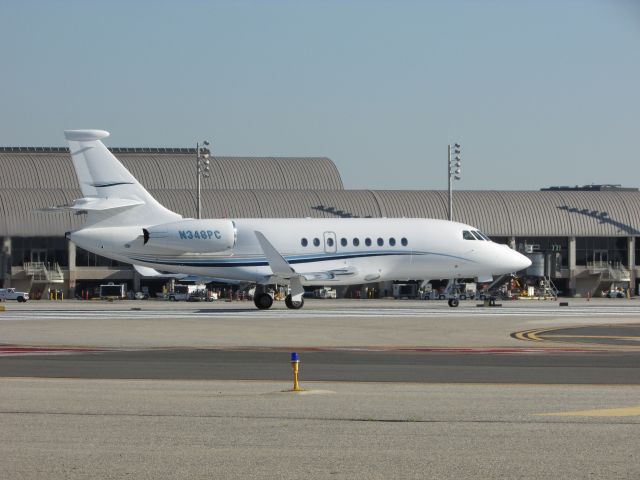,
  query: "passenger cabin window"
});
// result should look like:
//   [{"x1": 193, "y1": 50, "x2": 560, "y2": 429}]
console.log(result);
[
  {"x1": 365, "y1": 238, "x2": 372, "y2": 247},
  {"x1": 341, "y1": 238, "x2": 347, "y2": 247},
  {"x1": 353, "y1": 238, "x2": 360, "y2": 247},
  {"x1": 377, "y1": 238, "x2": 384, "y2": 247},
  {"x1": 301, "y1": 238, "x2": 308, "y2": 247},
  {"x1": 389, "y1": 238, "x2": 396, "y2": 246},
  {"x1": 401, "y1": 237, "x2": 408, "y2": 247},
  {"x1": 463, "y1": 231, "x2": 476, "y2": 240},
  {"x1": 313, "y1": 238, "x2": 320, "y2": 247},
  {"x1": 471, "y1": 231, "x2": 484, "y2": 241},
  {"x1": 327, "y1": 237, "x2": 334, "y2": 247}
]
